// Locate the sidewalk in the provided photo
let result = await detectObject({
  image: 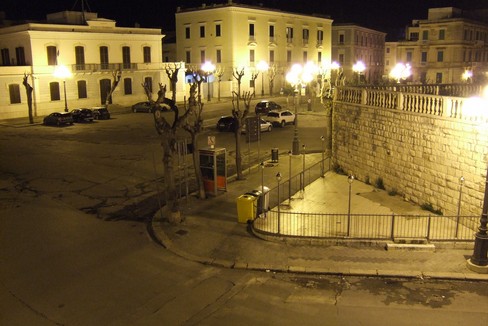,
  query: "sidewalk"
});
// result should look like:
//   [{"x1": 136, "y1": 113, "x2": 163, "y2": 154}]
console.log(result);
[{"x1": 151, "y1": 152, "x2": 488, "y2": 281}]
